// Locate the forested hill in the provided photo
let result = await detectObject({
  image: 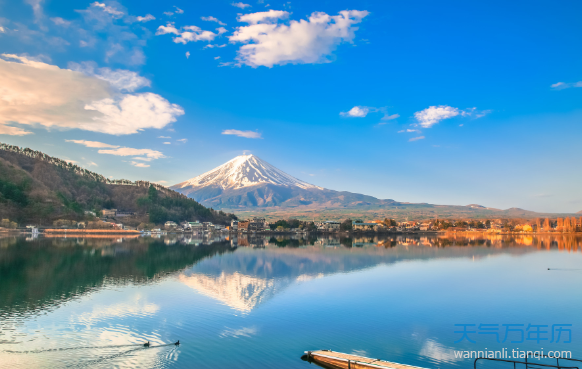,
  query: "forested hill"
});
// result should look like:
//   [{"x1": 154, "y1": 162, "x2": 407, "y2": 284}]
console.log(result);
[{"x1": 0, "y1": 143, "x2": 237, "y2": 226}]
